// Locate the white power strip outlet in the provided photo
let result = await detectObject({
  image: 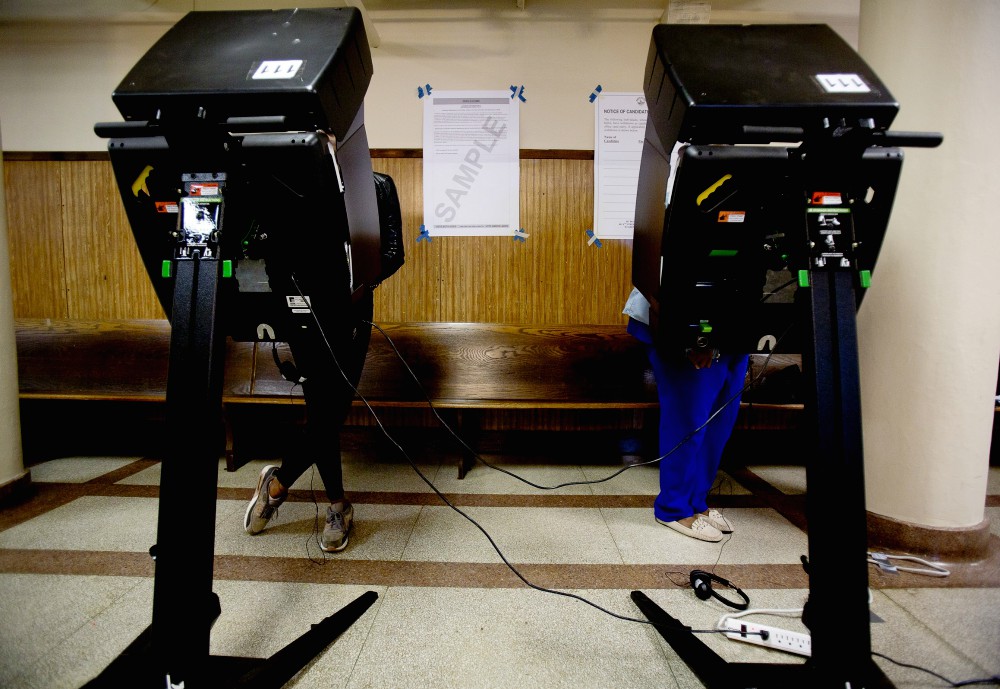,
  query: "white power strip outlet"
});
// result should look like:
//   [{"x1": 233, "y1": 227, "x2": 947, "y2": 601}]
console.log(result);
[{"x1": 722, "y1": 619, "x2": 812, "y2": 657}]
